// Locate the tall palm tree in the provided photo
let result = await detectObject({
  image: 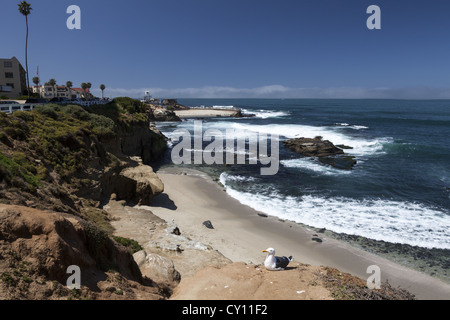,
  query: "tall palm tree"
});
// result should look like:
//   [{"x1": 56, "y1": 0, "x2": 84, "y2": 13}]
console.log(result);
[
  {"x1": 100, "y1": 84, "x2": 106, "y2": 99},
  {"x1": 86, "y1": 82, "x2": 92, "y2": 100},
  {"x1": 66, "y1": 81, "x2": 73, "y2": 99},
  {"x1": 47, "y1": 78, "x2": 56, "y2": 99},
  {"x1": 81, "y1": 82, "x2": 88, "y2": 99},
  {"x1": 18, "y1": 1, "x2": 32, "y2": 98}
]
